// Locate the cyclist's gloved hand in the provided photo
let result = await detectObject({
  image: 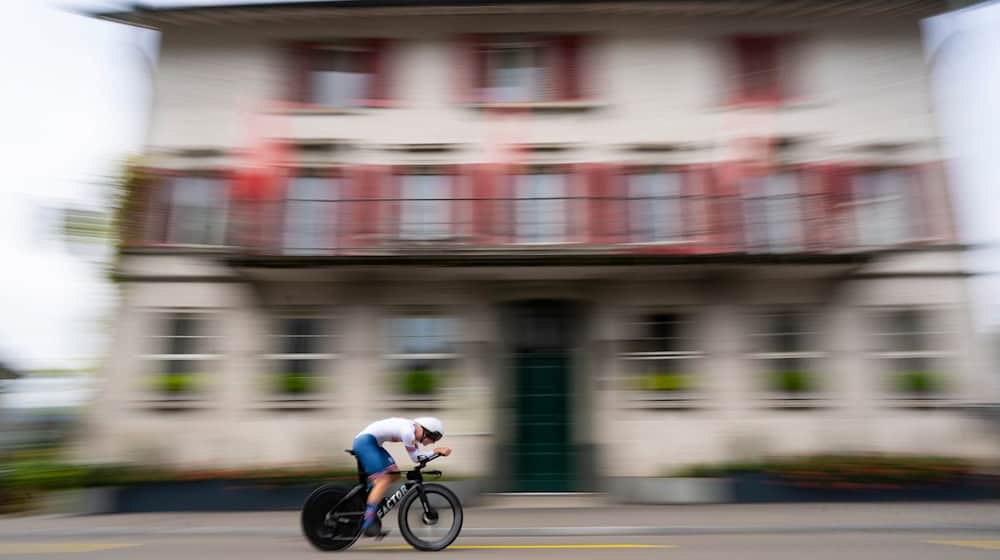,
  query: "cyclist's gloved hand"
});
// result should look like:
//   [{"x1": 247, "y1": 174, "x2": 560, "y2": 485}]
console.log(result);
[{"x1": 433, "y1": 447, "x2": 452, "y2": 456}]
